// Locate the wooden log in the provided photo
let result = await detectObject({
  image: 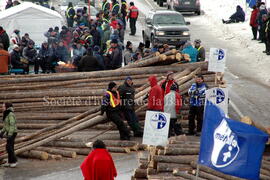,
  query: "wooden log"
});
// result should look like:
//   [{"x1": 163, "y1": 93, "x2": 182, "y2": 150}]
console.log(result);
[
  {"x1": 169, "y1": 140, "x2": 200, "y2": 145},
  {"x1": 153, "y1": 155, "x2": 198, "y2": 164},
  {"x1": 262, "y1": 160, "x2": 270, "y2": 171},
  {"x1": 157, "y1": 162, "x2": 192, "y2": 173},
  {"x1": 173, "y1": 170, "x2": 206, "y2": 180},
  {"x1": 167, "y1": 144, "x2": 199, "y2": 149},
  {"x1": 148, "y1": 172, "x2": 188, "y2": 180},
  {"x1": 48, "y1": 154, "x2": 62, "y2": 160},
  {"x1": 147, "y1": 168, "x2": 157, "y2": 175},
  {"x1": 0, "y1": 123, "x2": 55, "y2": 130},
  {"x1": 157, "y1": 149, "x2": 164, "y2": 155},
  {"x1": 107, "y1": 147, "x2": 131, "y2": 153},
  {"x1": 190, "y1": 161, "x2": 244, "y2": 180},
  {"x1": 18, "y1": 150, "x2": 49, "y2": 160},
  {"x1": 139, "y1": 160, "x2": 149, "y2": 169},
  {"x1": 260, "y1": 168, "x2": 270, "y2": 176},
  {"x1": 102, "y1": 140, "x2": 139, "y2": 148},
  {"x1": 260, "y1": 174, "x2": 270, "y2": 180},
  {"x1": 36, "y1": 147, "x2": 76, "y2": 158},
  {"x1": 195, "y1": 171, "x2": 227, "y2": 180},
  {"x1": 134, "y1": 169, "x2": 147, "y2": 178},
  {"x1": 164, "y1": 147, "x2": 199, "y2": 155}
]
